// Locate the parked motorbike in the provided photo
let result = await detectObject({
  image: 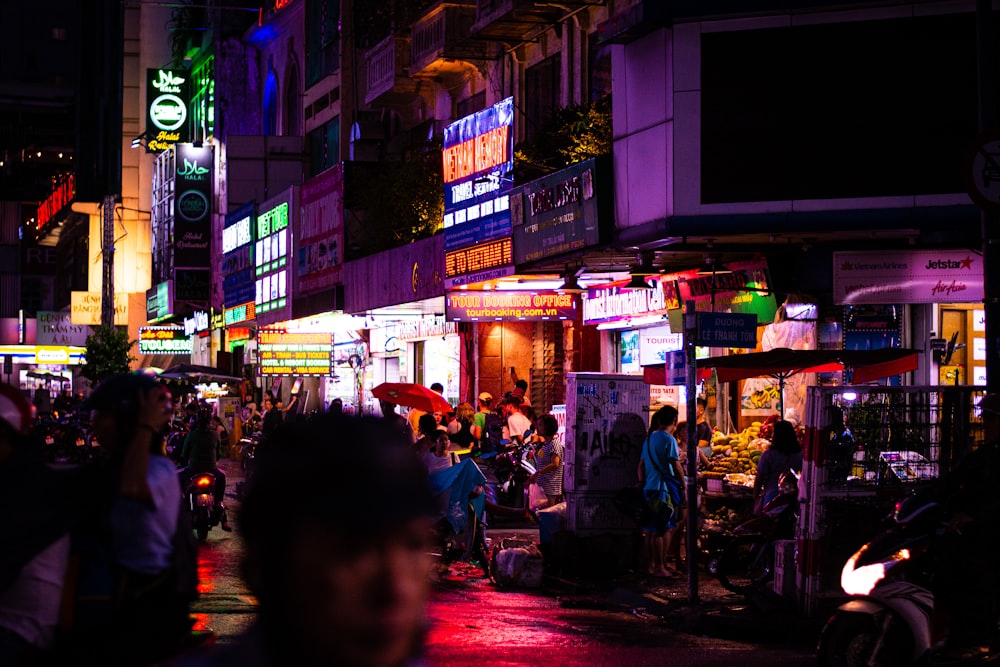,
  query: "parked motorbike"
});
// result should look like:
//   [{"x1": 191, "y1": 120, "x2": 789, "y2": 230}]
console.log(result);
[
  {"x1": 483, "y1": 442, "x2": 536, "y2": 509},
  {"x1": 716, "y1": 469, "x2": 799, "y2": 595},
  {"x1": 183, "y1": 471, "x2": 224, "y2": 541},
  {"x1": 816, "y1": 492, "x2": 960, "y2": 667}
]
